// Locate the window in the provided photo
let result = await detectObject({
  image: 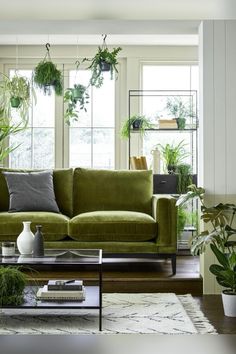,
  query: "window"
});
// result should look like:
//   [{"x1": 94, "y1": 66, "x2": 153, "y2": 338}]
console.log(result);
[
  {"x1": 68, "y1": 70, "x2": 115, "y2": 169},
  {"x1": 9, "y1": 69, "x2": 55, "y2": 169}
]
